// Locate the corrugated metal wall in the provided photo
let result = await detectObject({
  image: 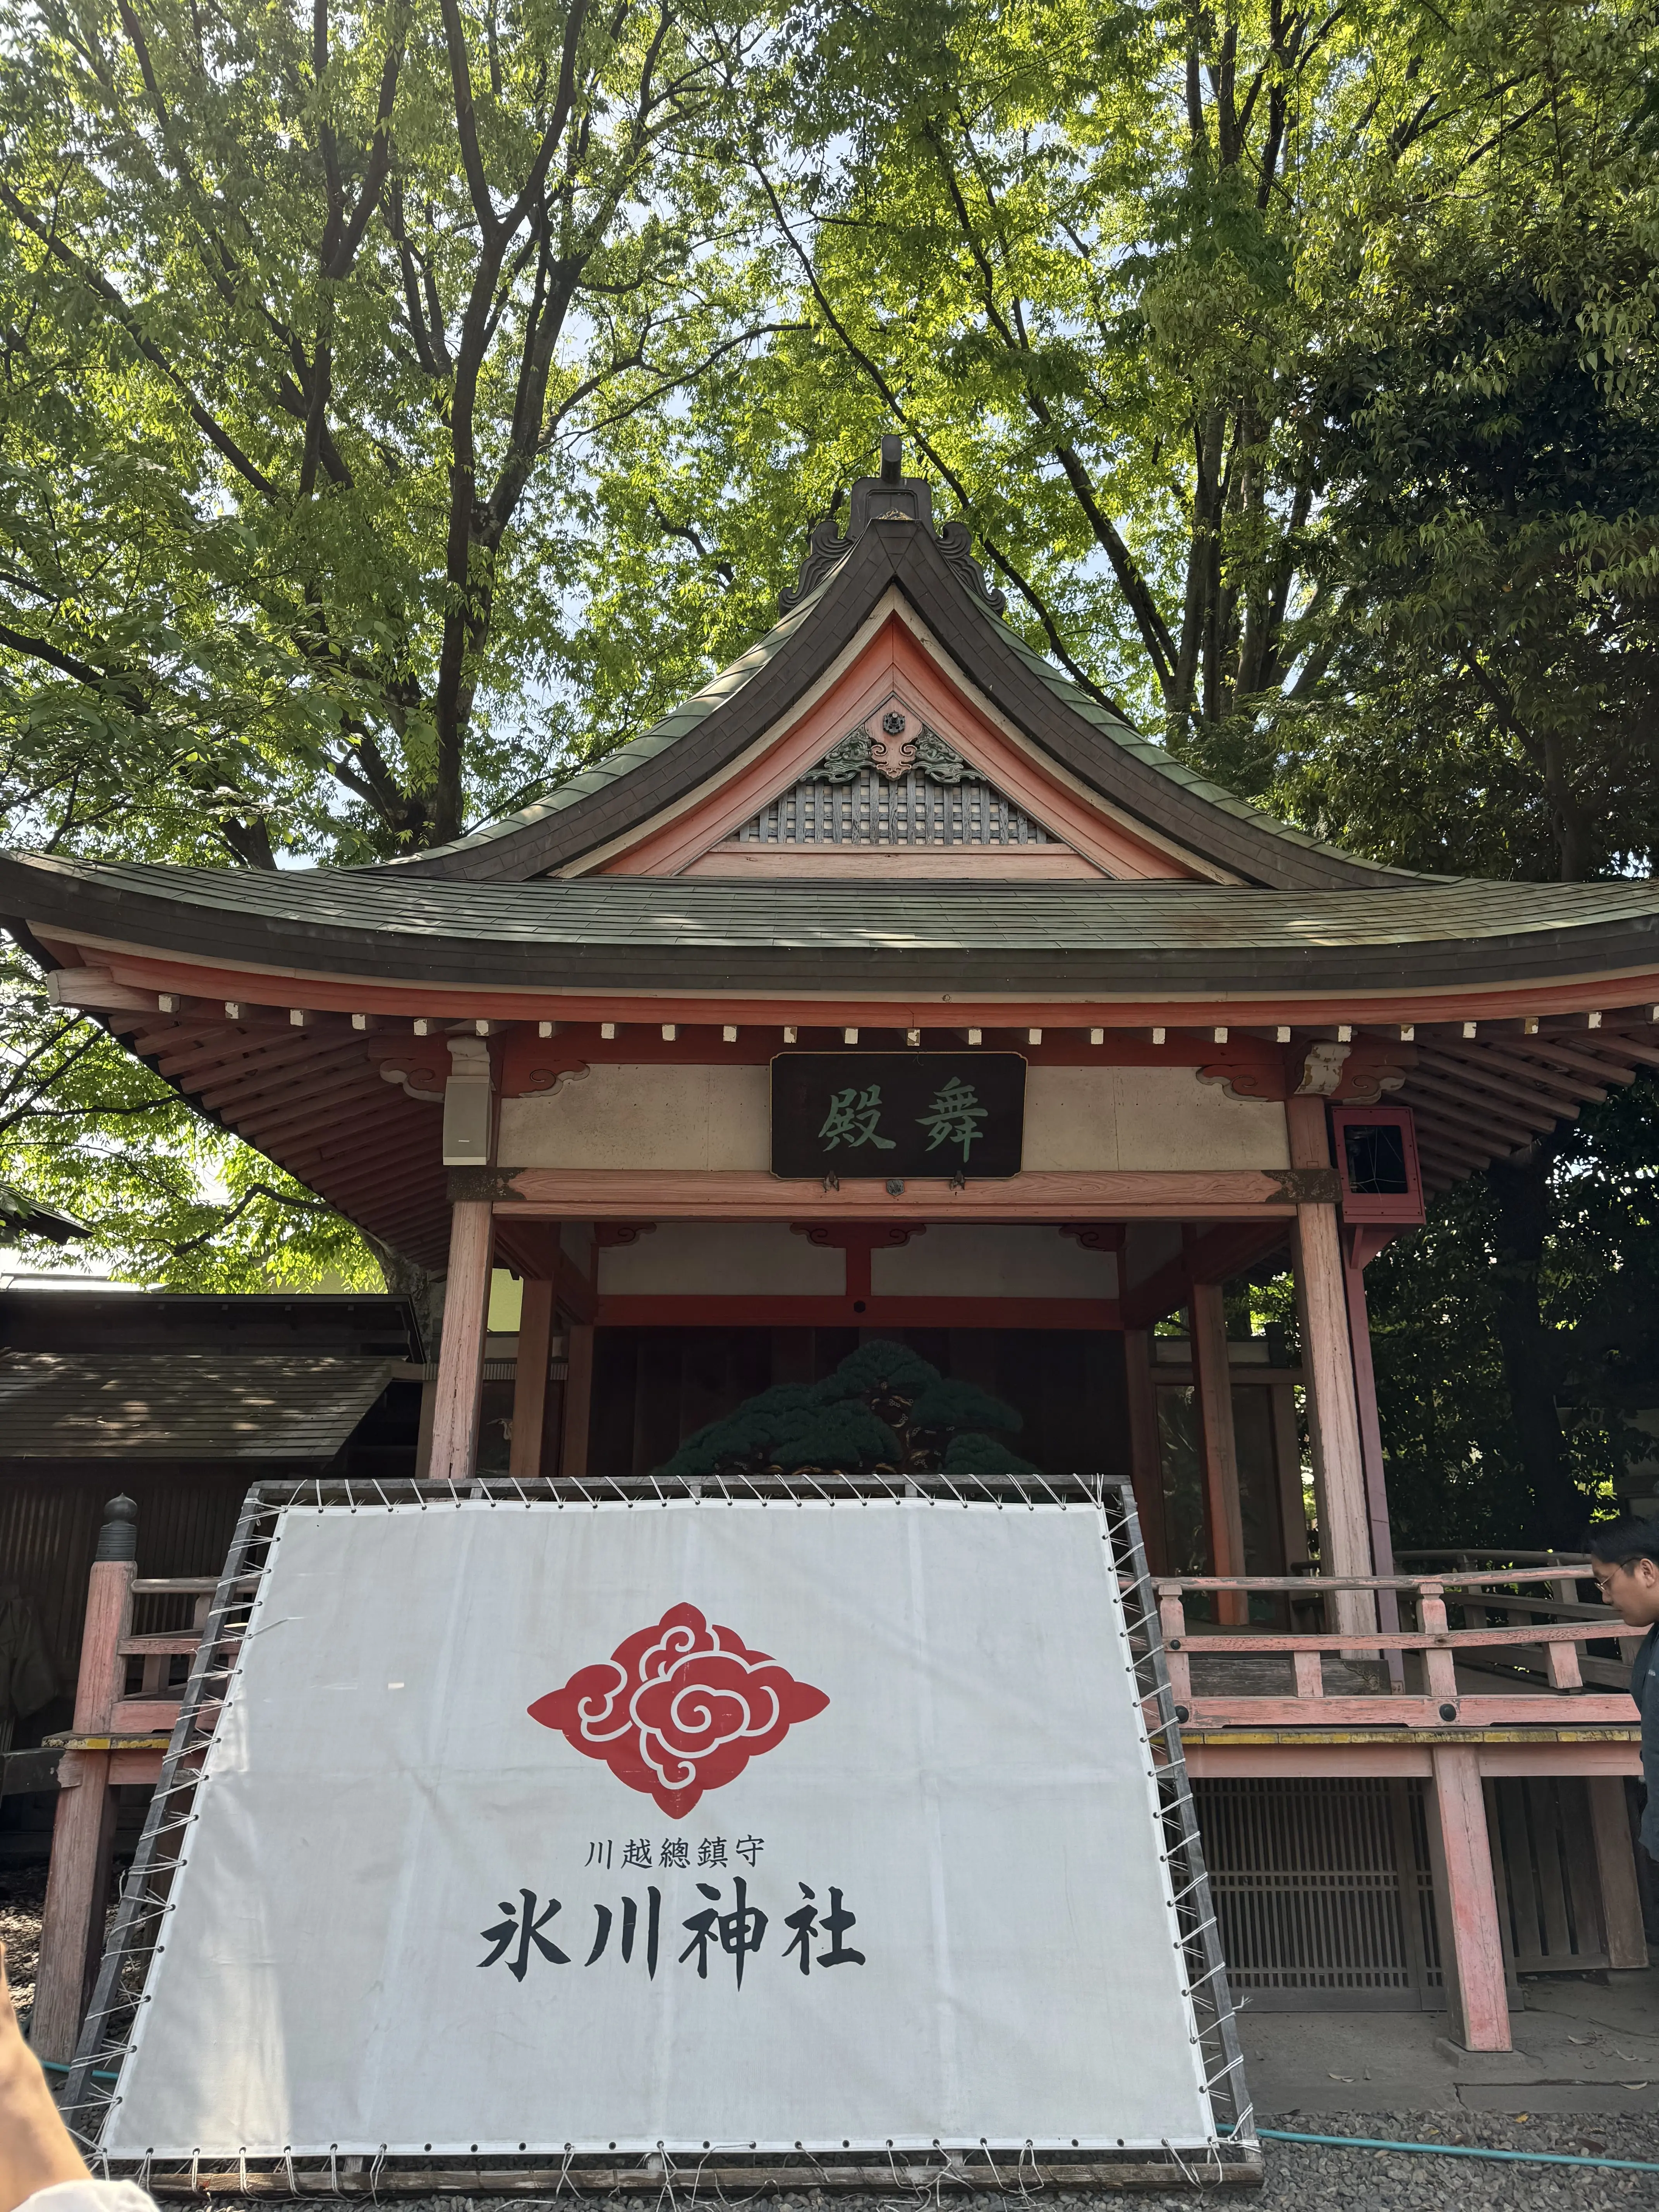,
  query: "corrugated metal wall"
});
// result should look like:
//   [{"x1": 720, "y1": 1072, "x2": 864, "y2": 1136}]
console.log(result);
[{"x1": 0, "y1": 1468, "x2": 252, "y2": 1695}]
